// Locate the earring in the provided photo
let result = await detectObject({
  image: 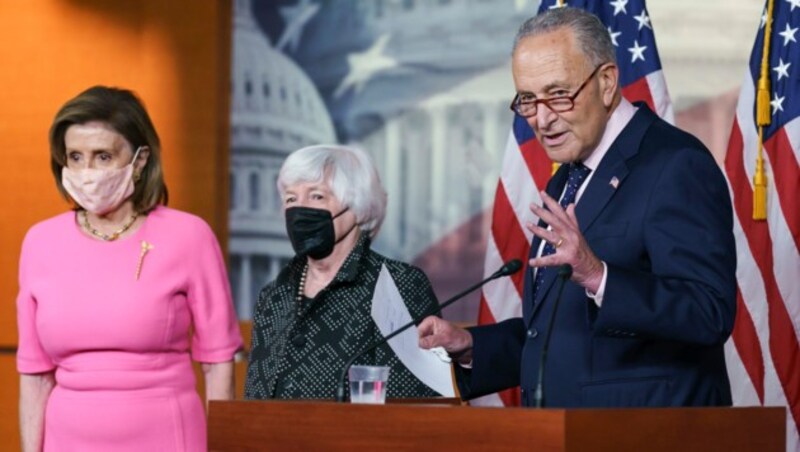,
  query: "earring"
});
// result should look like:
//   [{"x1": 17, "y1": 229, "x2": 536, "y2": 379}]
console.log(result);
[{"x1": 133, "y1": 172, "x2": 142, "y2": 182}]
